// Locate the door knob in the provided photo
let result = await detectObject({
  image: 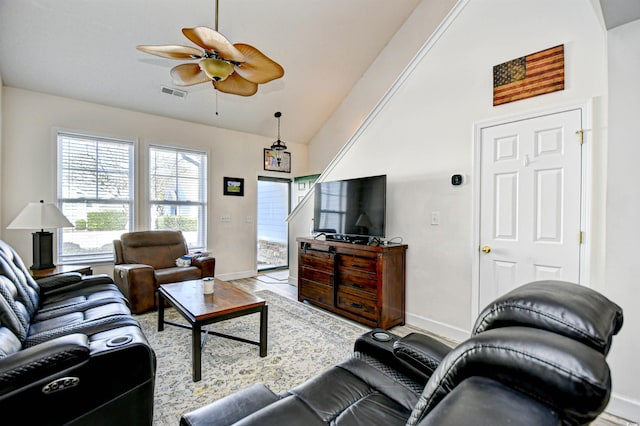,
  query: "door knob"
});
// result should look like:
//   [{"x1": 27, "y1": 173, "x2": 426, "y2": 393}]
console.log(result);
[{"x1": 481, "y1": 245, "x2": 491, "y2": 254}]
